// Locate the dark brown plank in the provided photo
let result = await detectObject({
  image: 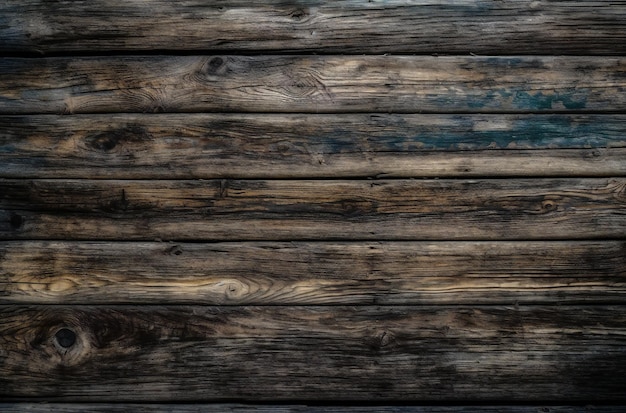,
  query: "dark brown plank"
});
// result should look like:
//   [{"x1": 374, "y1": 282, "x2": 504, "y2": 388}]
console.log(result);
[
  {"x1": 1, "y1": 305, "x2": 625, "y2": 401},
  {"x1": 1, "y1": 56, "x2": 625, "y2": 114},
  {"x1": 0, "y1": 404, "x2": 622, "y2": 413},
  {"x1": 1, "y1": 114, "x2": 625, "y2": 179},
  {"x1": 1, "y1": 241, "x2": 624, "y2": 305},
  {"x1": 2, "y1": 1, "x2": 626, "y2": 54},
  {"x1": 1, "y1": 178, "x2": 624, "y2": 241}
]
